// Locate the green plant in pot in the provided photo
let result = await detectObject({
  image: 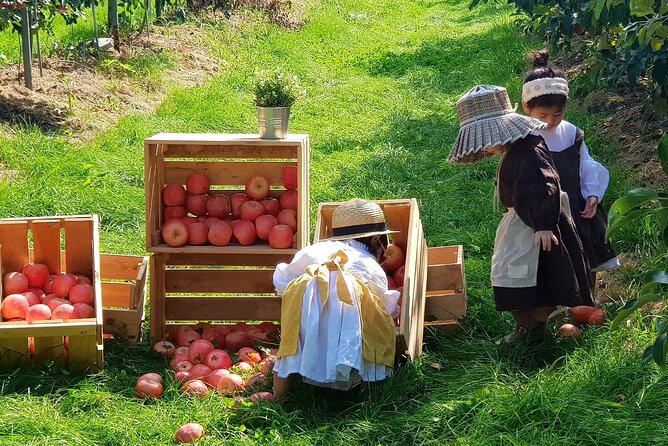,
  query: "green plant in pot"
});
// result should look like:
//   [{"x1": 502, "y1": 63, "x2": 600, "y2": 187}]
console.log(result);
[{"x1": 254, "y1": 68, "x2": 305, "y2": 139}]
